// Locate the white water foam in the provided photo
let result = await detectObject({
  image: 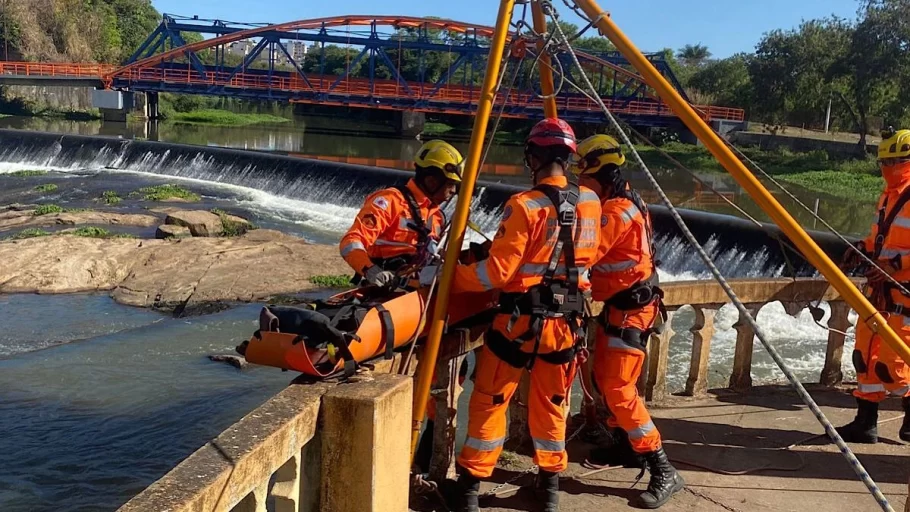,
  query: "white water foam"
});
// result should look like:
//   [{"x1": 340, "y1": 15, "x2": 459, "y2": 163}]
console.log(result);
[{"x1": 0, "y1": 153, "x2": 859, "y2": 386}]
